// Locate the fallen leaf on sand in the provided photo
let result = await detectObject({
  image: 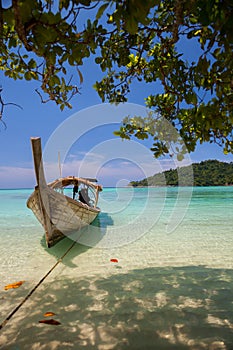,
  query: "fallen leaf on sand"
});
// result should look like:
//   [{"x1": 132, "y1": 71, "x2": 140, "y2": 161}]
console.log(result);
[
  {"x1": 110, "y1": 258, "x2": 118, "y2": 263},
  {"x1": 43, "y1": 312, "x2": 56, "y2": 317},
  {"x1": 4, "y1": 281, "x2": 25, "y2": 290},
  {"x1": 39, "y1": 319, "x2": 61, "y2": 325}
]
